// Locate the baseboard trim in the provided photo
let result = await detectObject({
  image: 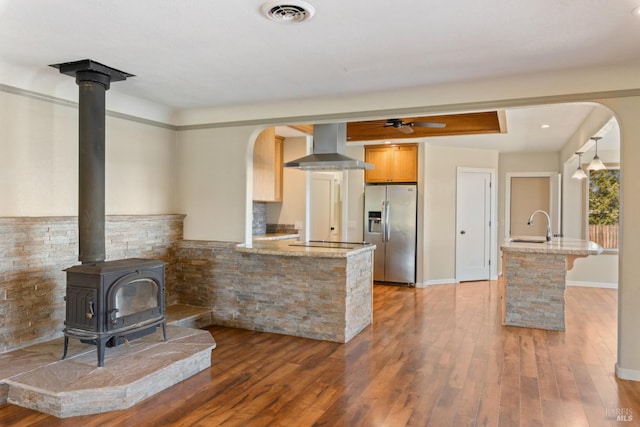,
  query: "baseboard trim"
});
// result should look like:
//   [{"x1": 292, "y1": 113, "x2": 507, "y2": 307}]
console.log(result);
[
  {"x1": 566, "y1": 280, "x2": 618, "y2": 289},
  {"x1": 616, "y1": 363, "x2": 640, "y2": 381}
]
